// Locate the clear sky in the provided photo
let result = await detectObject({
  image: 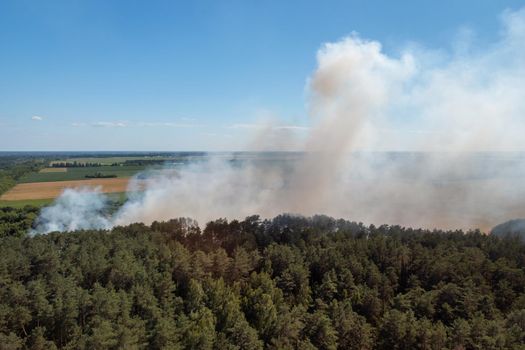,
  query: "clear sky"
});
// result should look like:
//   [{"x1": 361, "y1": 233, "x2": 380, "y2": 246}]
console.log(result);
[{"x1": 0, "y1": 0, "x2": 523, "y2": 151}]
